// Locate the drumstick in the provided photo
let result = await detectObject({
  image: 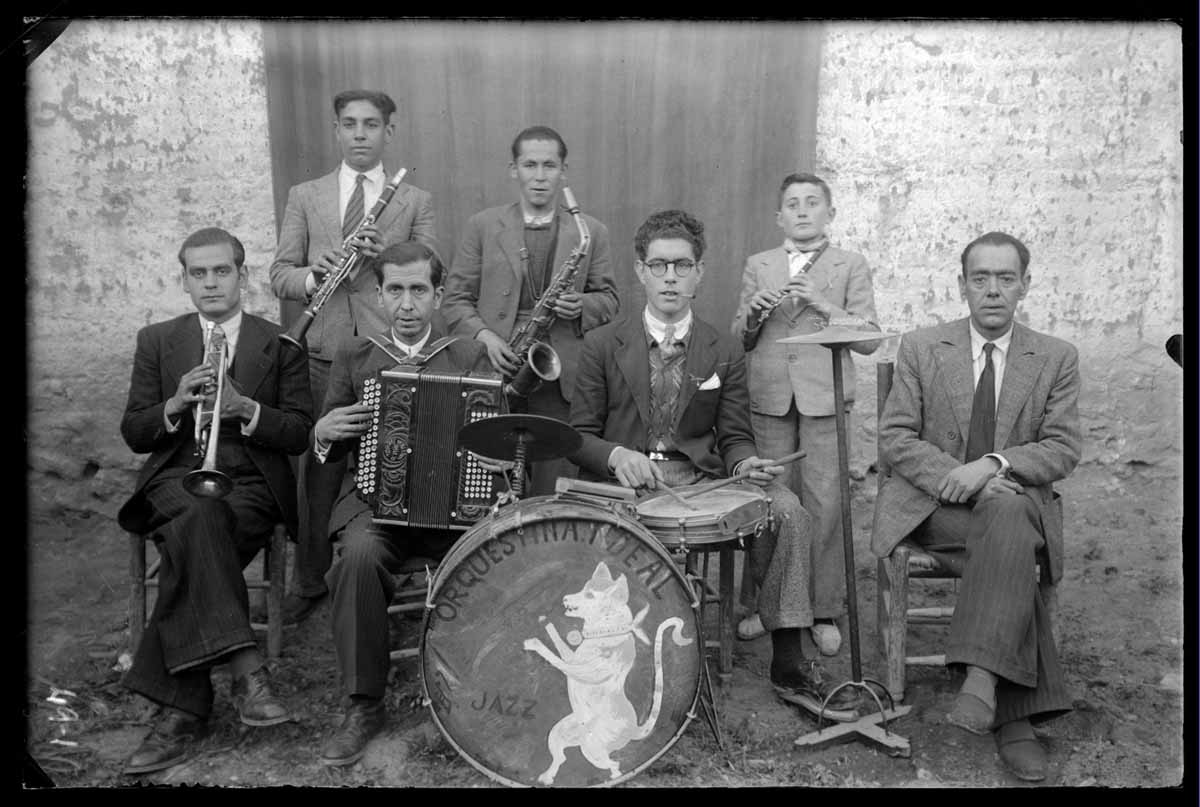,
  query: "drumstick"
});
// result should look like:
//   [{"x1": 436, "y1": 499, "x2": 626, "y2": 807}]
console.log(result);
[
  {"x1": 679, "y1": 449, "x2": 807, "y2": 500},
  {"x1": 652, "y1": 481, "x2": 698, "y2": 510}
]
